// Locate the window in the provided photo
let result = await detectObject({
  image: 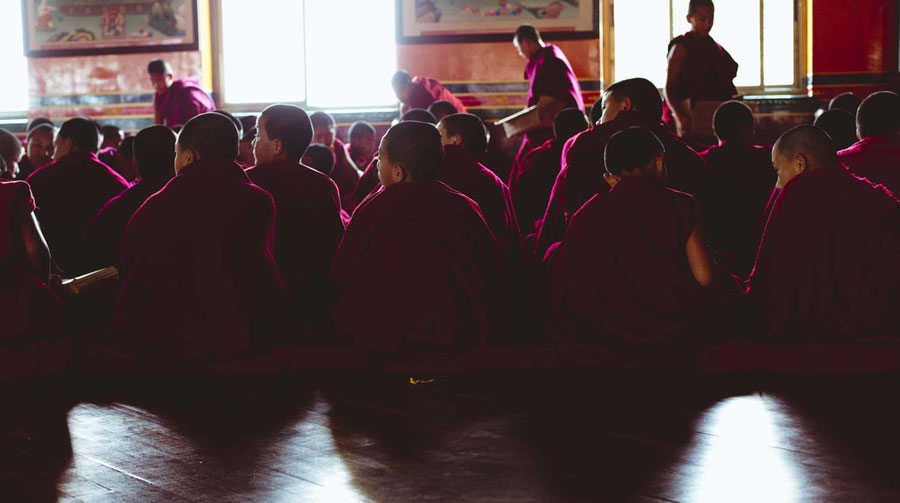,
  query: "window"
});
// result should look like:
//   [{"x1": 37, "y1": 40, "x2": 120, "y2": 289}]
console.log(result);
[
  {"x1": 217, "y1": 0, "x2": 397, "y2": 109},
  {"x1": 0, "y1": 1, "x2": 30, "y2": 113},
  {"x1": 610, "y1": 0, "x2": 800, "y2": 92}
]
